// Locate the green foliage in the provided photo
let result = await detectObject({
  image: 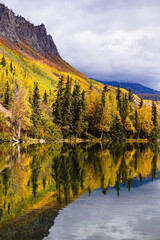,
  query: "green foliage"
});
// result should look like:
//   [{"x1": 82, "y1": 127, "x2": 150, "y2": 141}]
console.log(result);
[
  {"x1": 128, "y1": 88, "x2": 133, "y2": 102},
  {"x1": 139, "y1": 98, "x2": 143, "y2": 108},
  {"x1": 43, "y1": 90, "x2": 48, "y2": 104},
  {"x1": 116, "y1": 83, "x2": 121, "y2": 112},
  {"x1": 110, "y1": 113, "x2": 124, "y2": 142},
  {"x1": 152, "y1": 101, "x2": 158, "y2": 127},
  {"x1": 3, "y1": 81, "x2": 11, "y2": 109},
  {"x1": 1, "y1": 55, "x2": 6, "y2": 67}
]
